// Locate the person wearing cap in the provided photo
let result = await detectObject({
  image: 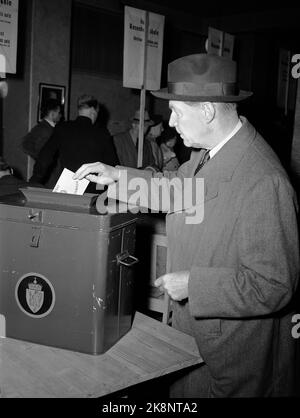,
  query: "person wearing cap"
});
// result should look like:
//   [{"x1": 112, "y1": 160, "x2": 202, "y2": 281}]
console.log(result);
[
  {"x1": 30, "y1": 95, "x2": 119, "y2": 192},
  {"x1": 113, "y1": 109, "x2": 157, "y2": 169},
  {"x1": 74, "y1": 54, "x2": 299, "y2": 397}
]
